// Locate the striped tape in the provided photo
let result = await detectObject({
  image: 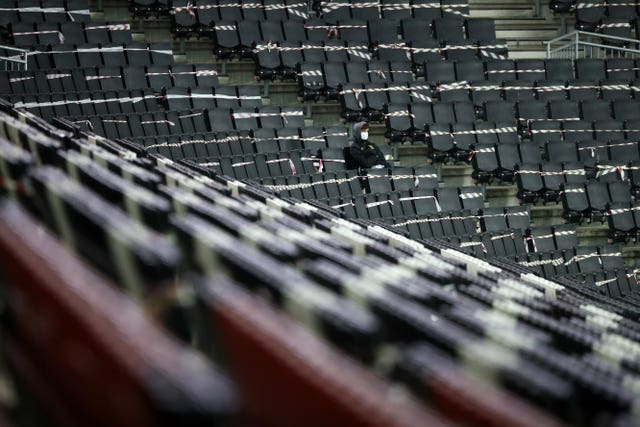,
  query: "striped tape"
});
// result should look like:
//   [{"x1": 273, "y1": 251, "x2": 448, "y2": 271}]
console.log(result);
[
  {"x1": 13, "y1": 29, "x2": 65, "y2": 43},
  {"x1": 13, "y1": 94, "x2": 157, "y2": 110}
]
